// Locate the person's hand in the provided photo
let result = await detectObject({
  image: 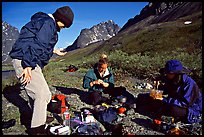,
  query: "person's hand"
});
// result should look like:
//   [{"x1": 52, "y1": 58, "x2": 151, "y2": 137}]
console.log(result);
[
  {"x1": 98, "y1": 79, "x2": 104, "y2": 84},
  {"x1": 155, "y1": 97, "x2": 163, "y2": 100},
  {"x1": 90, "y1": 79, "x2": 106, "y2": 87},
  {"x1": 93, "y1": 79, "x2": 103, "y2": 85},
  {"x1": 53, "y1": 49, "x2": 67, "y2": 56},
  {"x1": 101, "y1": 82, "x2": 109, "y2": 88},
  {"x1": 20, "y1": 67, "x2": 32, "y2": 85},
  {"x1": 90, "y1": 79, "x2": 101, "y2": 87},
  {"x1": 97, "y1": 79, "x2": 109, "y2": 87}
]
